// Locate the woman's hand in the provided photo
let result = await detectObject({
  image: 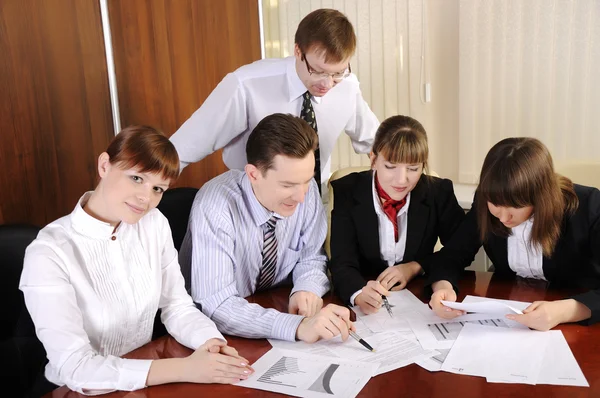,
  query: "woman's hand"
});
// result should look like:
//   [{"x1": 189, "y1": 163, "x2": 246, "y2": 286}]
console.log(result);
[
  {"x1": 182, "y1": 339, "x2": 253, "y2": 384},
  {"x1": 354, "y1": 280, "x2": 389, "y2": 314},
  {"x1": 506, "y1": 299, "x2": 591, "y2": 331},
  {"x1": 429, "y1": 280, "x2": 465, "y2": 319},
  {"x1": 377, "y1": 261, "x2": 422, "y2": 291}
]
